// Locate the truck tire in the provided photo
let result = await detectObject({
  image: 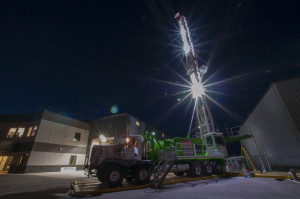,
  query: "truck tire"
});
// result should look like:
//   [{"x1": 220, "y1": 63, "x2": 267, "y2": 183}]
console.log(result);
[
  {"x1": 134, "y1": 165, "x2": 149, "y2": 185},
  {"x1": 103, "y1": 165, "x2": 123, "y2": 188},
  {"x1": 97, "y1": 171, "x2": 104, "y2": 182},
  {"x1": 189, "y1": 161, "x2": 203, "y2": 177},
  {"x1": 203, "y1": 162, "x2": 213, "y2": 176},
  {"x1": 213, "y1": 162, "x2": 223, "y2": 175},
  {"x1": 174, "y1": 172, "x2": 184, "y2": 176}
]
